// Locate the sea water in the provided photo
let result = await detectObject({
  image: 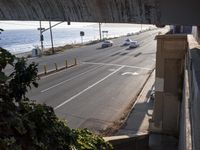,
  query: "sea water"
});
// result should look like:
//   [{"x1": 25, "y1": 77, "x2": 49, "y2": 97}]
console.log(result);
[{"x1": 0, "y1": 24, "x2": 151, "y2": 54}]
